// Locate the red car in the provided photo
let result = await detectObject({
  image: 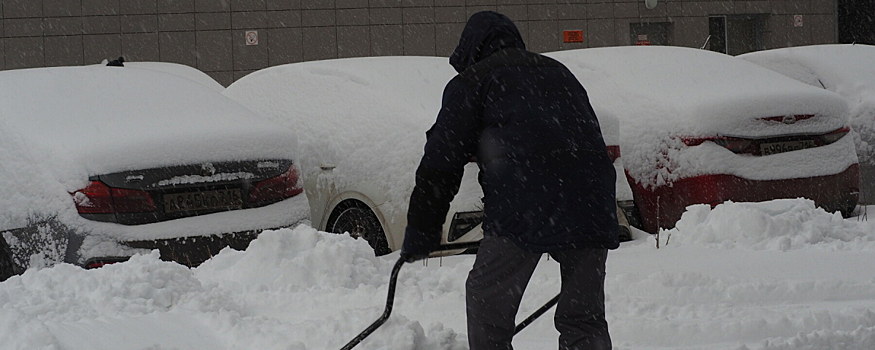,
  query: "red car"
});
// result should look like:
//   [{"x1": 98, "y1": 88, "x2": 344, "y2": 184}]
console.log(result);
[{"x1": 548, "y1": 47, "x2": 859, "y2": 233}]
